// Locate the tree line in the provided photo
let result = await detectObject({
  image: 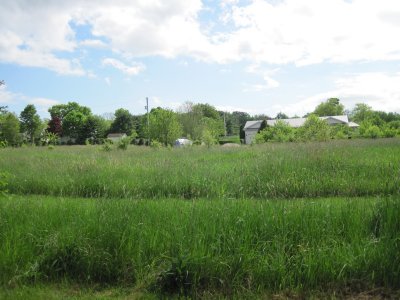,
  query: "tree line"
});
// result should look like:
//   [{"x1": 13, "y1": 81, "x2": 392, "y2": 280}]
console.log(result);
[{"x1": 0, "y1": 98, "x2": 399, "y2": 147}]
